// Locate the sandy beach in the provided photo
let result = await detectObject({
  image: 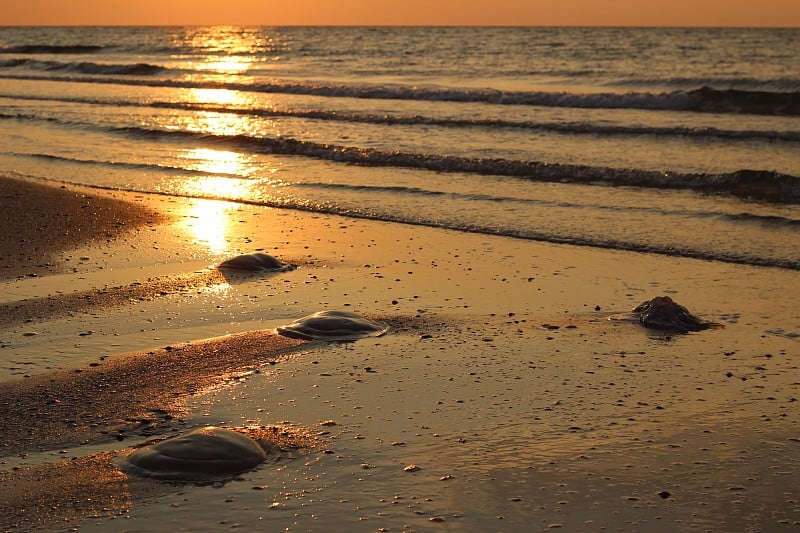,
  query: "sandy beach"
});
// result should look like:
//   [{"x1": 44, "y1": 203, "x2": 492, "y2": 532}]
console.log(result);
[{"x1": 1, "y1": 174, "x2": 798, "y2": 532}]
